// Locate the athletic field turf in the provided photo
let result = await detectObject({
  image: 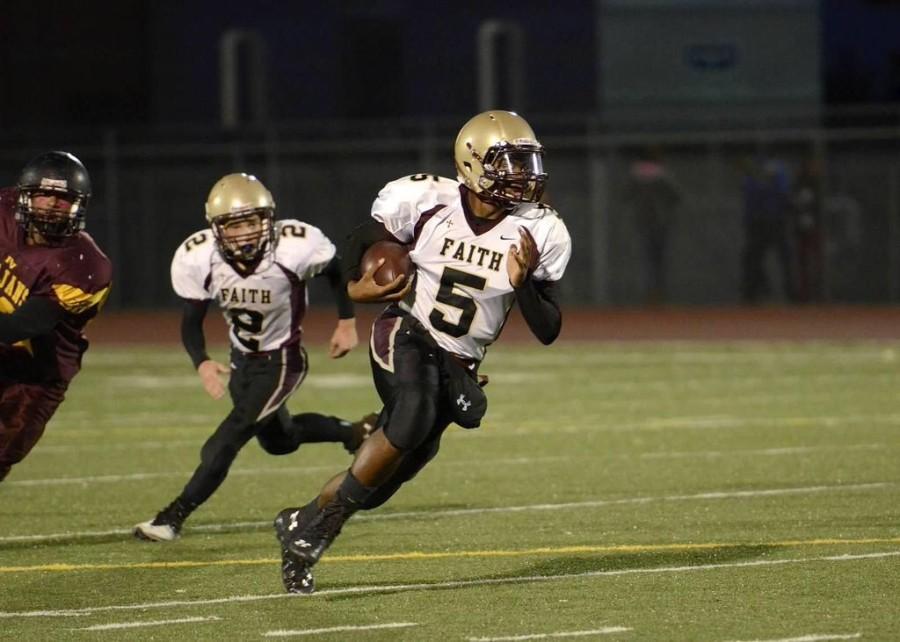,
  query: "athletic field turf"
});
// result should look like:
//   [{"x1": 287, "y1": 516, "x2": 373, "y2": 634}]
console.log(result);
[{"x1": 1, "y1": 341, "x2": 898, "y2": 640}]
